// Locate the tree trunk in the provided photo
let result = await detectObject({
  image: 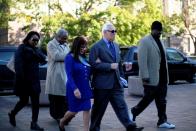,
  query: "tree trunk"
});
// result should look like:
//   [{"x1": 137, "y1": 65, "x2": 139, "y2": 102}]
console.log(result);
[
  {"x1": 0, "y1": 28, "x2": 8, "y2": 45},
  {"x1": 182, "y1": 0, "x2": 196, "y2": 55},
  {"x1": 194, "y1": 39, "x2": 196, "y2": 55},
  {"x1": 182, "y1": 0, "x2": 189, "y2": 28}
]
